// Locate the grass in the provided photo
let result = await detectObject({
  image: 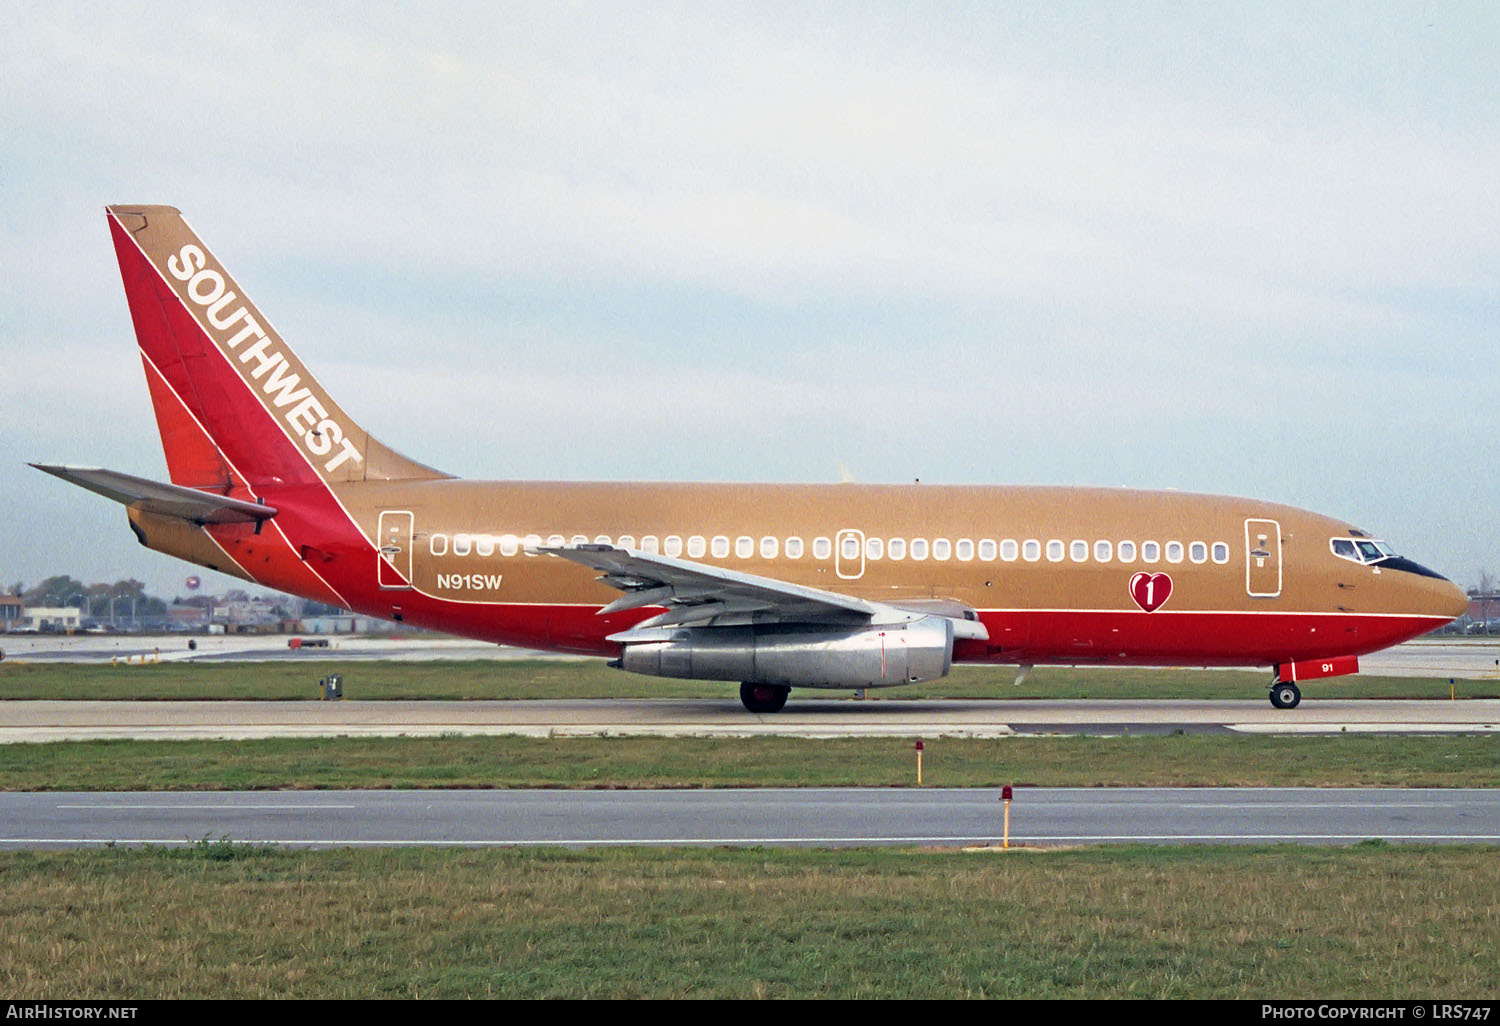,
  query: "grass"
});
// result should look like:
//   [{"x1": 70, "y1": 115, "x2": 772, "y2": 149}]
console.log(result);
[
  {"x1": 2, "y1": 658, "x2": 1497, "y2": 700},
  {"x1": 1, "y1": 844, "x2": 1495, "y2": 998},
  {"x1": 2, "y1": 733, "x2": 1497, "y2": 790}
]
